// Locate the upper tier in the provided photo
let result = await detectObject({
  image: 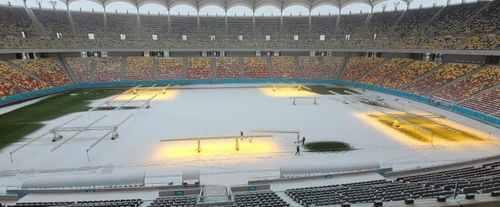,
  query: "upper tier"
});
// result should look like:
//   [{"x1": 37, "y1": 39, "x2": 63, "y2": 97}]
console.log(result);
[{"x1": 0, "y1": 1, "x2": 498, "y2": 51}]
